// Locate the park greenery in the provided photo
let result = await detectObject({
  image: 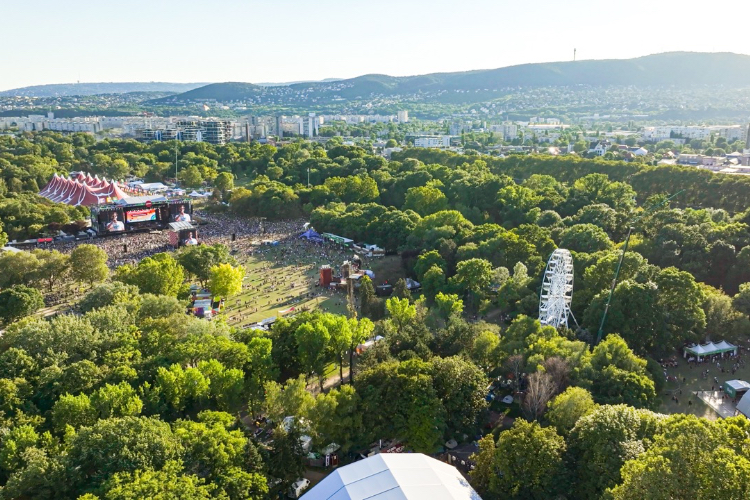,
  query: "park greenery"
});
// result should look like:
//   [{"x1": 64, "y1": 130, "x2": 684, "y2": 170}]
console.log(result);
[{"x1": 4, "y1": 131, "x2": 750, "y2": 498}]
